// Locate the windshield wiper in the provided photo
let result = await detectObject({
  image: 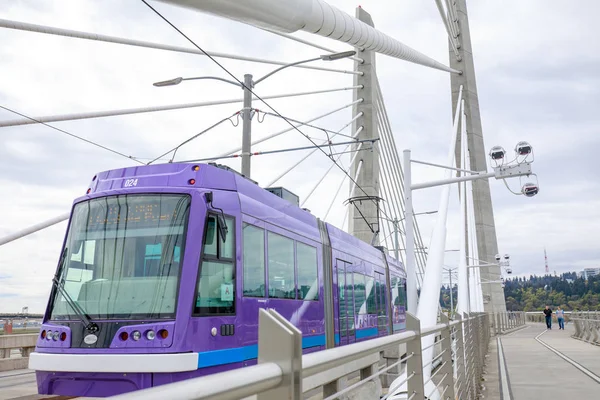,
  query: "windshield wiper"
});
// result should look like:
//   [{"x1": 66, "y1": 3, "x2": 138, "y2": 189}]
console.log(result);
[{"x1": 52, "y1": 247, "x2": 99, "y2": 333}]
